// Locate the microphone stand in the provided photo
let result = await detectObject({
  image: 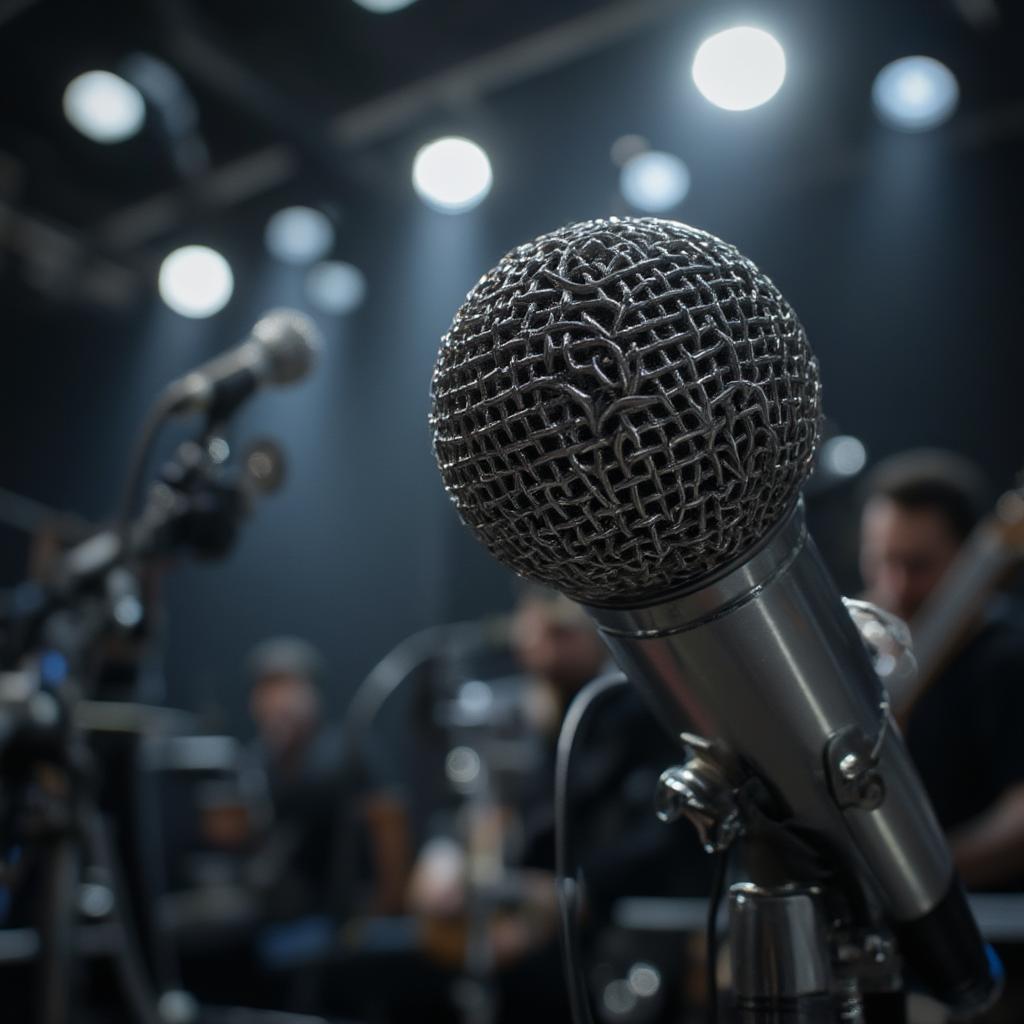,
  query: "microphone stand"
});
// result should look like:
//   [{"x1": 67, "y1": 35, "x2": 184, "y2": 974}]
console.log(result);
[
  {"x1": 656, "y1": 735, "x2": 905, "y2": 1024},
  {"x1": 653, "y1": 601, "x2": 918, "y2": 1023},
  {"x1": 0, "y1": 426, "x2": 284, "y2": 1024}
]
